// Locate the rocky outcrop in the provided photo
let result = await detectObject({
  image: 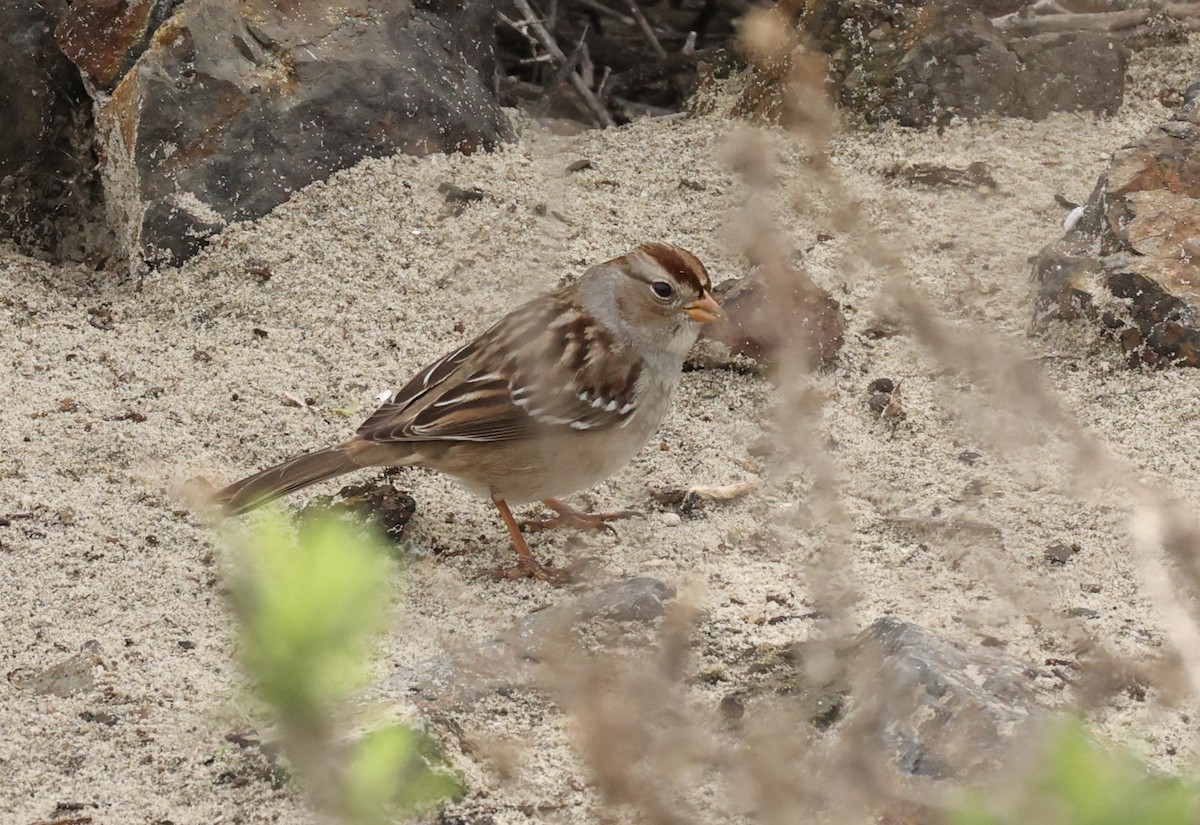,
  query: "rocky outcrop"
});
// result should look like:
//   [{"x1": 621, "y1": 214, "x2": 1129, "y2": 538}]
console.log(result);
[
  {"x1": 0, "y1": 3, "x2": 112, "y2": 264},
  {"x1": 1, "y1": 0, "x2": 511, "y2": 270},
  {"x1": 771, "y1": 0, "x2": 1127, "y2": 127},
  {"x1": 1035, "y1": 85, "x2": 1200, "y2": 367},
  {"x1": 94, "y1": 0, "x2": 514, "y2": 270},
  {"x1": 55, "y1": 0, "x2": 183, "y2": 92}
]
